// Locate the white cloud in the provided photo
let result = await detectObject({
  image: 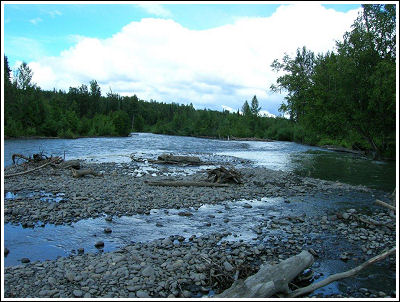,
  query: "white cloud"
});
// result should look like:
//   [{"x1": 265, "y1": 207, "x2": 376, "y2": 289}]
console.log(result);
[
  {"x1": 29, "y1": 17, "x2": 42, "y2": 25},
  {"x1": 48, "y1": 10, "x2": 62, "y2": 18},
  {"x1": 136, "y1": 4, "x2": 172, "y2": 17},
  {"x1": 28, "y1": 4, "x2": 361, "y2": 114}
]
